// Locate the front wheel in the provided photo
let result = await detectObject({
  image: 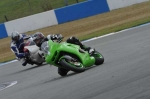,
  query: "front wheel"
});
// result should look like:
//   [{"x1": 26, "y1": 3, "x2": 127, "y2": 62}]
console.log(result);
[
  {"x1": 60, "y1": 57, "x2": 85, "y2": 73},
  {"x1": 92, "y1": 51, "x2": 104, "y2": 65}
]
